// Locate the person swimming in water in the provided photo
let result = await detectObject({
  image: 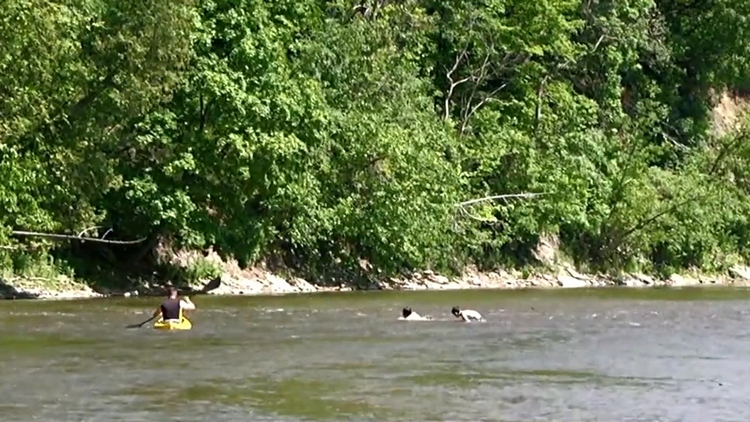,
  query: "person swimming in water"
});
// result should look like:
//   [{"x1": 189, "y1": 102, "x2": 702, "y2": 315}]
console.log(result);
[
  {"x1": 399, "y1": 306, "x2": 432, "y2": 321},
  {"x1": 451, "y1": 306, "x2": 483, "y2": 322}
]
